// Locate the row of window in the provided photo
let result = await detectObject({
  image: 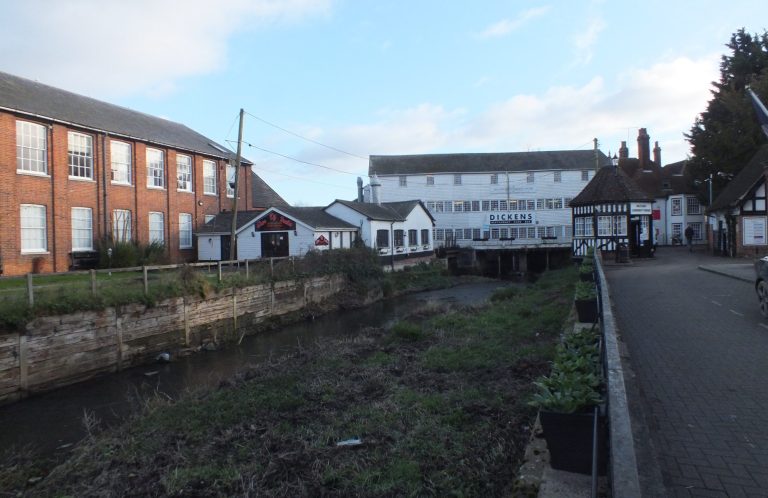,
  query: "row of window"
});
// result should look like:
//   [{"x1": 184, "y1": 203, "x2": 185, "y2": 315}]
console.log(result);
[
  {"x1": 20, "y1": 204, "x2": 195, "y2": 254},
  {"x1": 426, "y1": 197, "x2": 572, "y2": 214},
  {"x1": 671, "y1": 197, "x2": 702, "y2": 216},
  {"x1": 398, "y1": 170, "x2": 589, "y2": 187},
  {"x1": 672, "y1": 222, "x2": 703, "y2": 240},
  {"x1": 375, "y1": 229, "x2": 431, "y2": 248},
  {"x1": 15, "y1": 120, "x2": 233, "y2": 196},
  {"x1": 573, "y1": 216, "x2": 629, "y2": 237},
  {"x1": 433, "y1": 225, "x2": 568, "y2": 241}
]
